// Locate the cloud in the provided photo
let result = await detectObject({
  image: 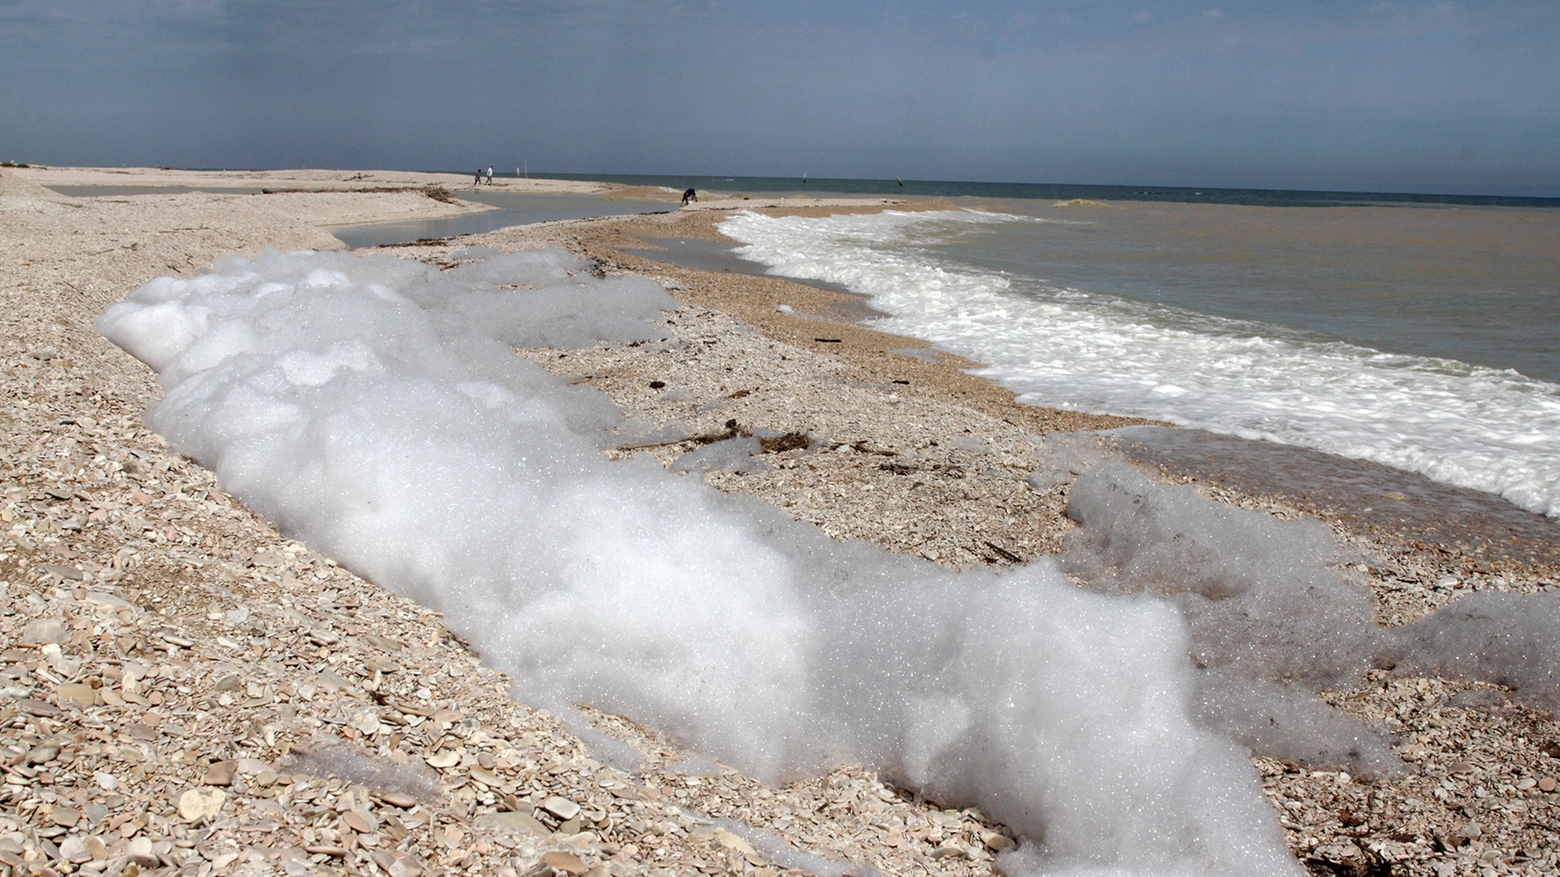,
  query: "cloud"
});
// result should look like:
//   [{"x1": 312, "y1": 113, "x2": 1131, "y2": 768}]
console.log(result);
[{"x1": 2, "y1": 0, "x2": 1557, "y2": 192}]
